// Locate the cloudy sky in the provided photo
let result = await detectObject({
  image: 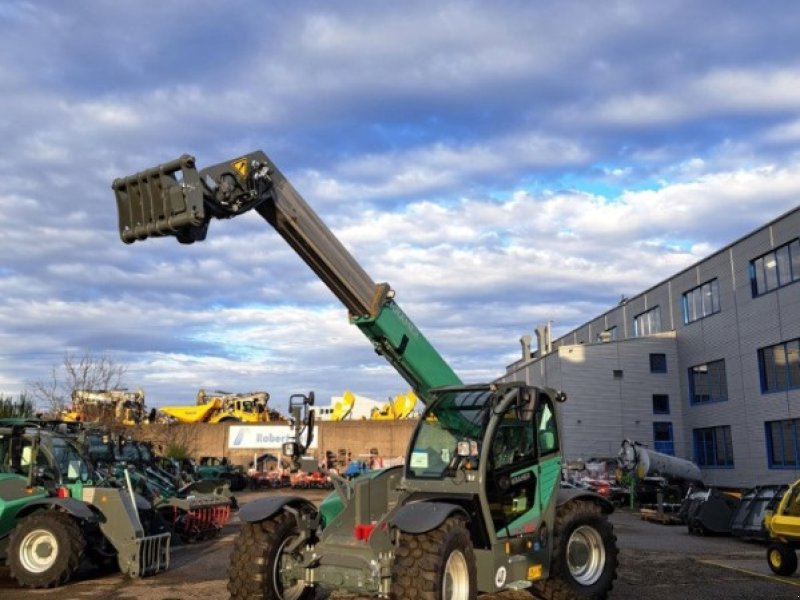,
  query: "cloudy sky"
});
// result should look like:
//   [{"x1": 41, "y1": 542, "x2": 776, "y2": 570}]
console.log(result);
[{"x1": 2, "y1": 1, "x2": 800, "y2": 413}]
